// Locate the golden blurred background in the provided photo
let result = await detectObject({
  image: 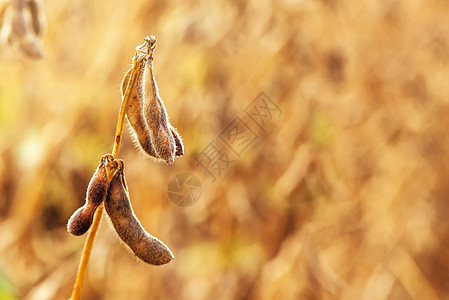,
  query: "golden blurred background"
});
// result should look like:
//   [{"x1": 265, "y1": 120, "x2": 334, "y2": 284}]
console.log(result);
[{"x1": 1, "y1": 0, "x2": 449, "y2": 299}]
